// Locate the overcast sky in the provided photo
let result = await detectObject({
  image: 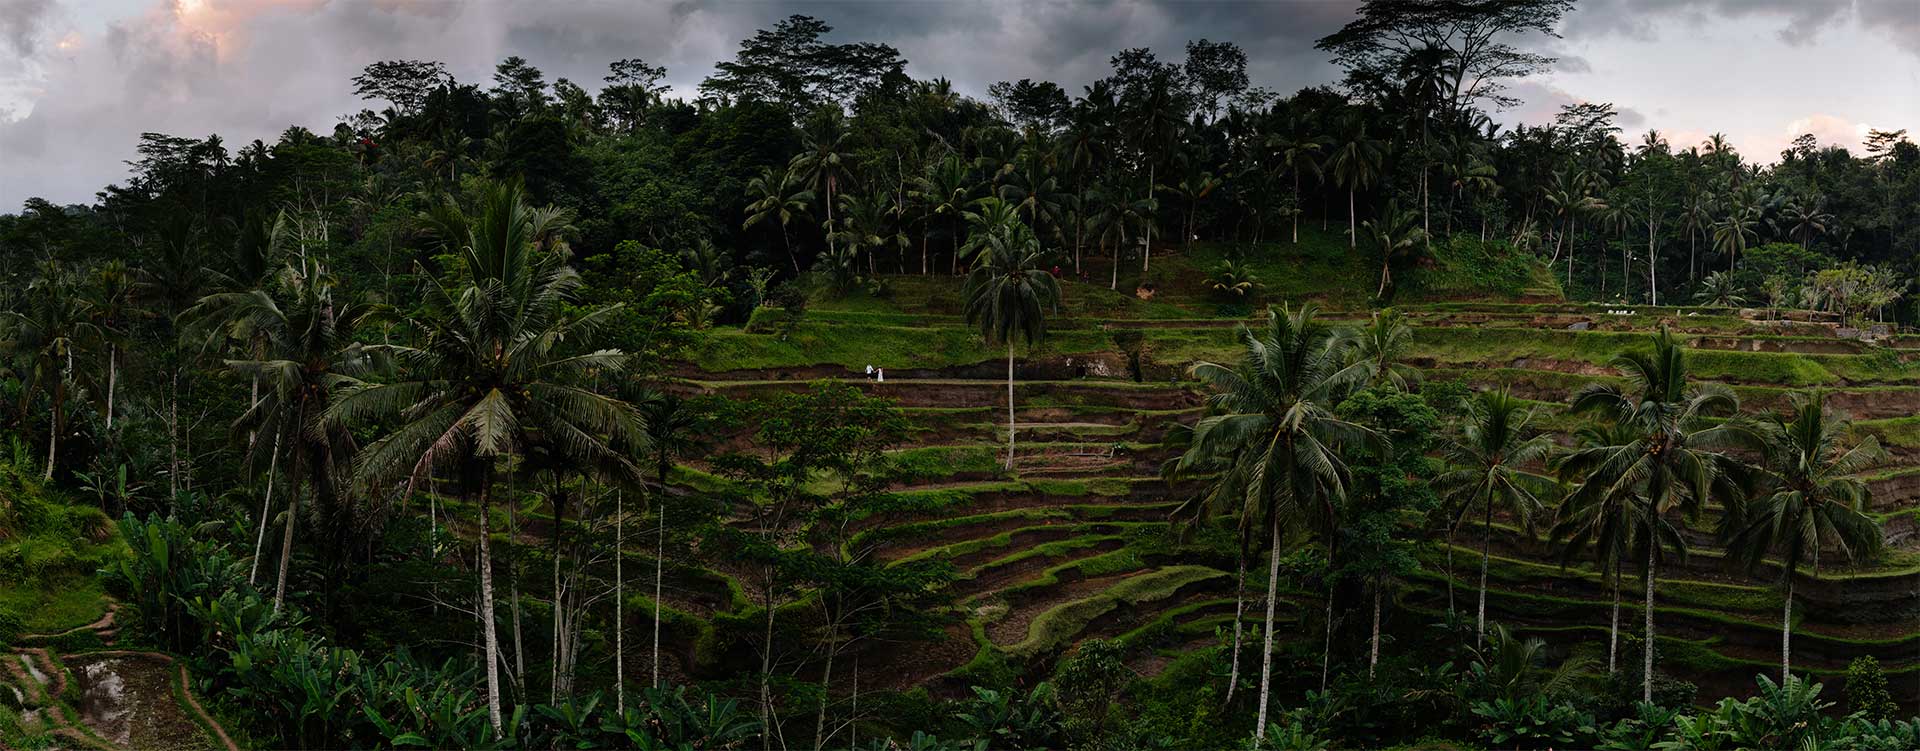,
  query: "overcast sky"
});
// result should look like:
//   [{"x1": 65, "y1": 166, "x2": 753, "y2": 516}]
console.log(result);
[{"x1": 1, "y1": 0, "x2": 1916, "y2": 209}]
